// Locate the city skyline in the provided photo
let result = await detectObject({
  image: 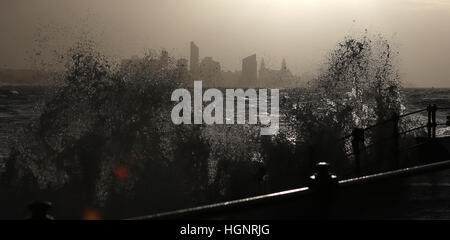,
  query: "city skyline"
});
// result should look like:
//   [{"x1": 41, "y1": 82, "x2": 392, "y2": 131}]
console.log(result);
[
  {"x1": 188, "y1": 41, "x2": 302, "y2": 88},
  {"x1": 1, "y1": 0, "x2": 450, "y2": 87}
]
